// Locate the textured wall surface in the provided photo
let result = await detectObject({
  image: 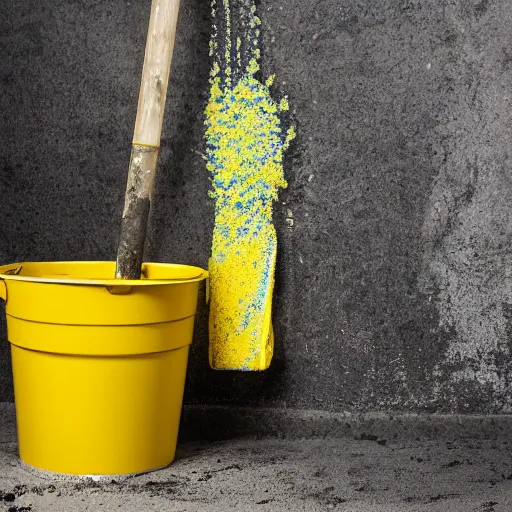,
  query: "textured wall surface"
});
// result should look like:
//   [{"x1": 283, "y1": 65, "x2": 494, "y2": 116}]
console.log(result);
[{"x1": 1, "y1": 0, "x2": 512, "y2": 413}]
